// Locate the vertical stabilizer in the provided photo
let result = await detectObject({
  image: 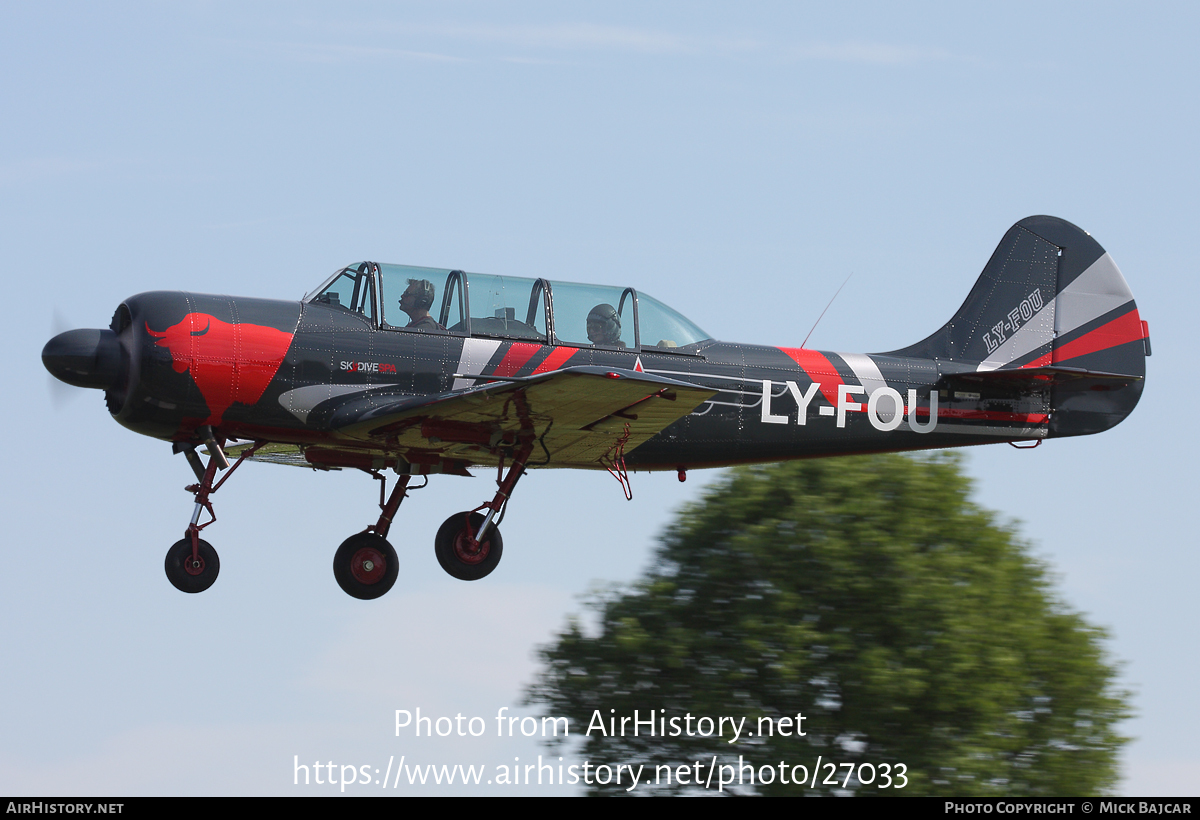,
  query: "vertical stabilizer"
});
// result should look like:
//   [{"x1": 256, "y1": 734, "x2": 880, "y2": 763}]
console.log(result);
[{"x1": 886, "y1": 216, "x2": 1148, "y2": 436}]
